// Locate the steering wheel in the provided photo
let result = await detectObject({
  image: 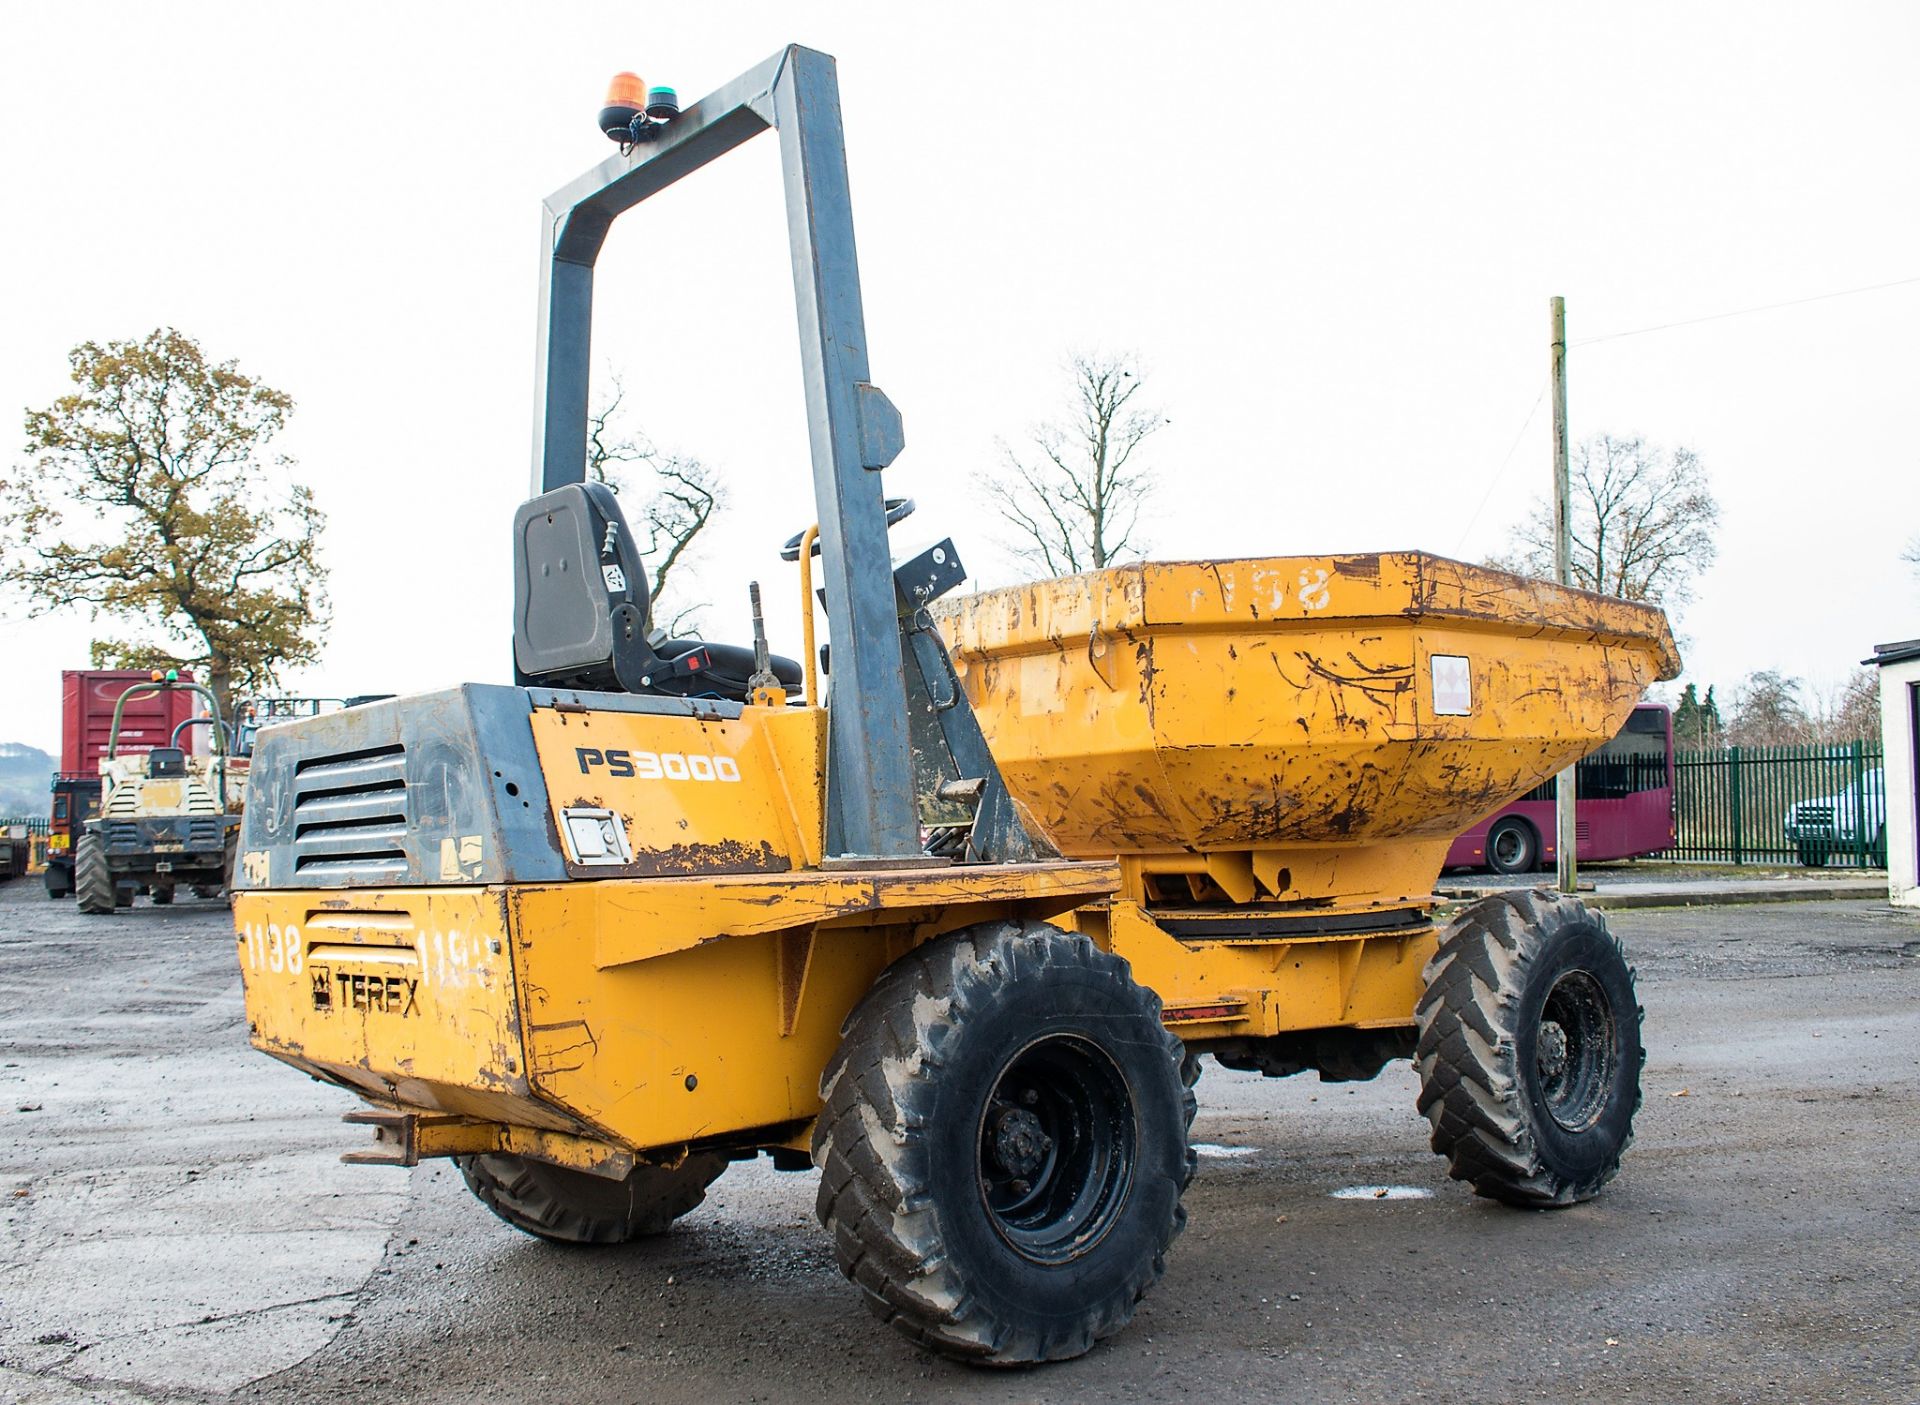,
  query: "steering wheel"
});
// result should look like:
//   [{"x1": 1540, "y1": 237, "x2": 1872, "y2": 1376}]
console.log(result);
[{"x1": 780, "y1": 497, "x2": 915, "y2": 561}]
